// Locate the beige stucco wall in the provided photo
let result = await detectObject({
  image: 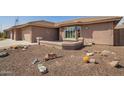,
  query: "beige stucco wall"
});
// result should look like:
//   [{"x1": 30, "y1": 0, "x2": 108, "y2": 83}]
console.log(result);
[
  {"x1": 9, "y1": 29, "x2": 22, "y2": 40},
  {"x1": 119, "y1": 29, "x2": 124, "y2": 45},
  {"x1": 22, "y1": 26, "x2": 32, "y2": 42},
  {"x1": 59, "y1": 28, "x2": 64, "y2": 41},
  {"x1": 10, "y1": 26, "x2": 59, "y2": 43},
  {"x1": 81, "y1": 22, "x2": 114, "y2": 45},
  {"x1": 8, "y1": 21, "x2": 119, "y2": 46},
  {"x1": 59, "y1": 22, "x2": 114, "y2": 45},
  {"x1": 10, "y1": 30, "x2": 14, "y2": 40},
  {"x1": 32, "y1": 26, "x2": 59, "y2": 42},
  {"x1": 13, "y1": 30, "x2": 16, "y2": 40}
]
